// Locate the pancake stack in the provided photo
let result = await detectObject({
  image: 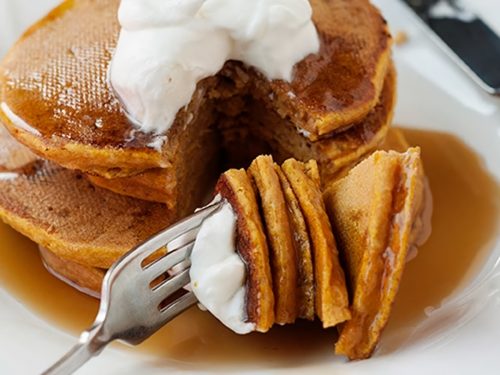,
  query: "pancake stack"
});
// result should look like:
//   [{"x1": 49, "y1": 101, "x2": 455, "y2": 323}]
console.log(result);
[{"x1": 0, "y1": 0, "x2": 432, "y2": 361}]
